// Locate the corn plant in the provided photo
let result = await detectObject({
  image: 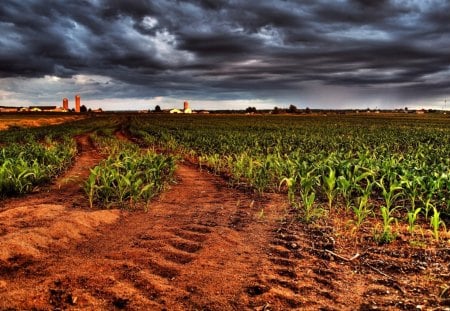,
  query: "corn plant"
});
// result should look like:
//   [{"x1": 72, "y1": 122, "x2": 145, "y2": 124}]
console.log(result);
[
  {"x1": 407, "y1": 207, "x2": 421, "y2": 234},
  {"x1": 322, "y1": 166, "x2": 337, "y2": 210},
  {"x1": 374, "y1": 206, "x2": 397, "y2": 244},
  {"x1": 299, "y1": 173, "x2": 322, "y2": 223},
  {"x1": 420, "y1": 194, "x2": 434, "y2": 220},
  {"x1": 430, "y1": 206, "x2": 446, "y2": 241},
  {"x1": 376, "y1": 176, "x2": 404, "y2": 212},
  {"x1": 280, "y1": 176, "x2": 295, "y2": 203},
  {"x1": 352, "y1": 183, "x2": 373, "y2": 228},
  {"x1": 337, "y1": 175, "x2": 353, "y2": 211},
  {"x1": 401, "y1": 174, "x2": 423, "y2": 212}
]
